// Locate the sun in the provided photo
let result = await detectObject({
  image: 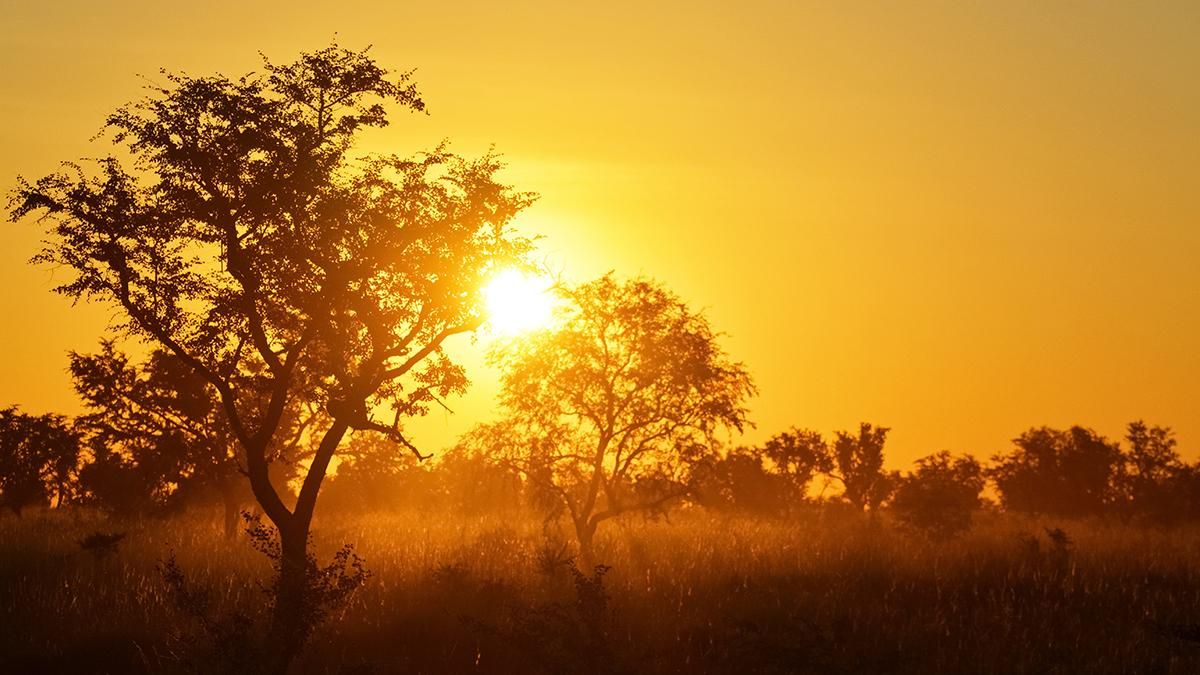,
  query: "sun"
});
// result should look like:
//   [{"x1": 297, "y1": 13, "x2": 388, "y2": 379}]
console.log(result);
[{"x1": 483, "y1": 269, "x2": 555, "y2": 336}]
